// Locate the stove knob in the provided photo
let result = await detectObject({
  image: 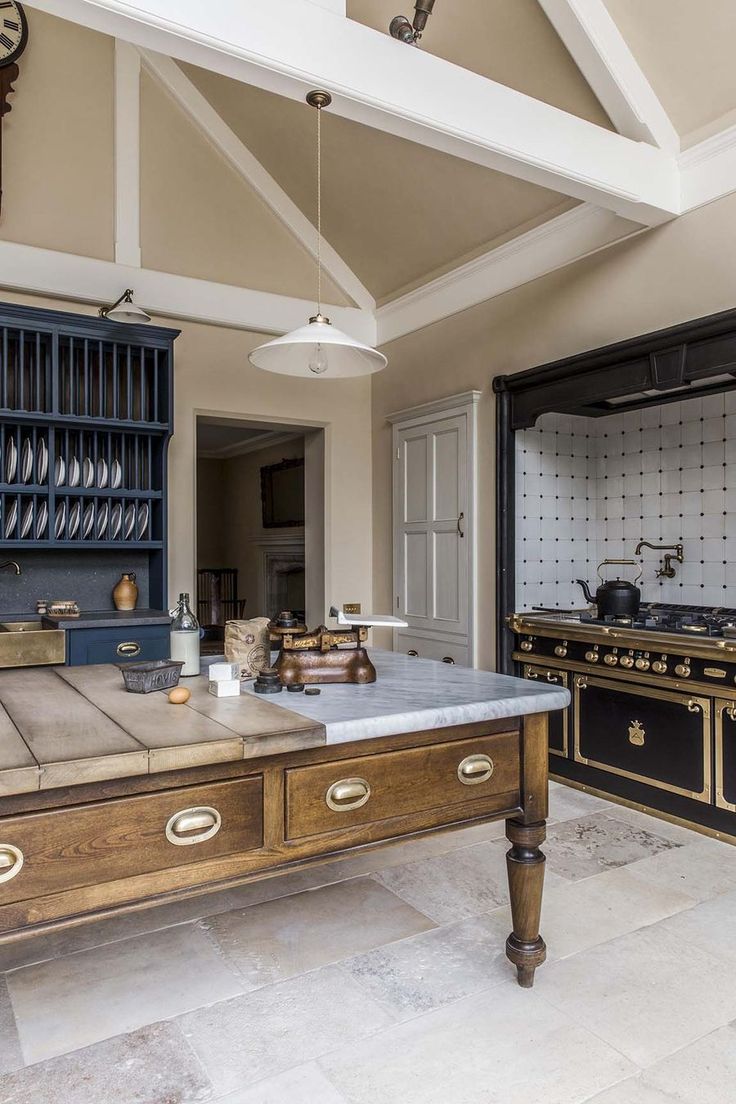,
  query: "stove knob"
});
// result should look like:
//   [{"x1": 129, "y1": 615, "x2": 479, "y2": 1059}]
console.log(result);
[
  {"x1": 652, "y1": 660, "x2": 668, "y2": 674},
  {"x1": 554, "y1": 645, "x2": 567, "y2": 658},
  {"x1": 584, "y1": 650, "x2": 599, "y2": 663},
  {"x1": 674, "y1": 664, "x2": 691, "y2": 678},
  {"x1": 603, "y1": 654, "x2": 618, "y2": 666},
  {"x1": 635, "y1": 657, "x2": 650, "y2": 671},
  {"x1": 520, "y1": 640, "x2": 533, "y2": 652},
  {"x1": 619, "y1": 655, "x2": 635, "y2": 669}
]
